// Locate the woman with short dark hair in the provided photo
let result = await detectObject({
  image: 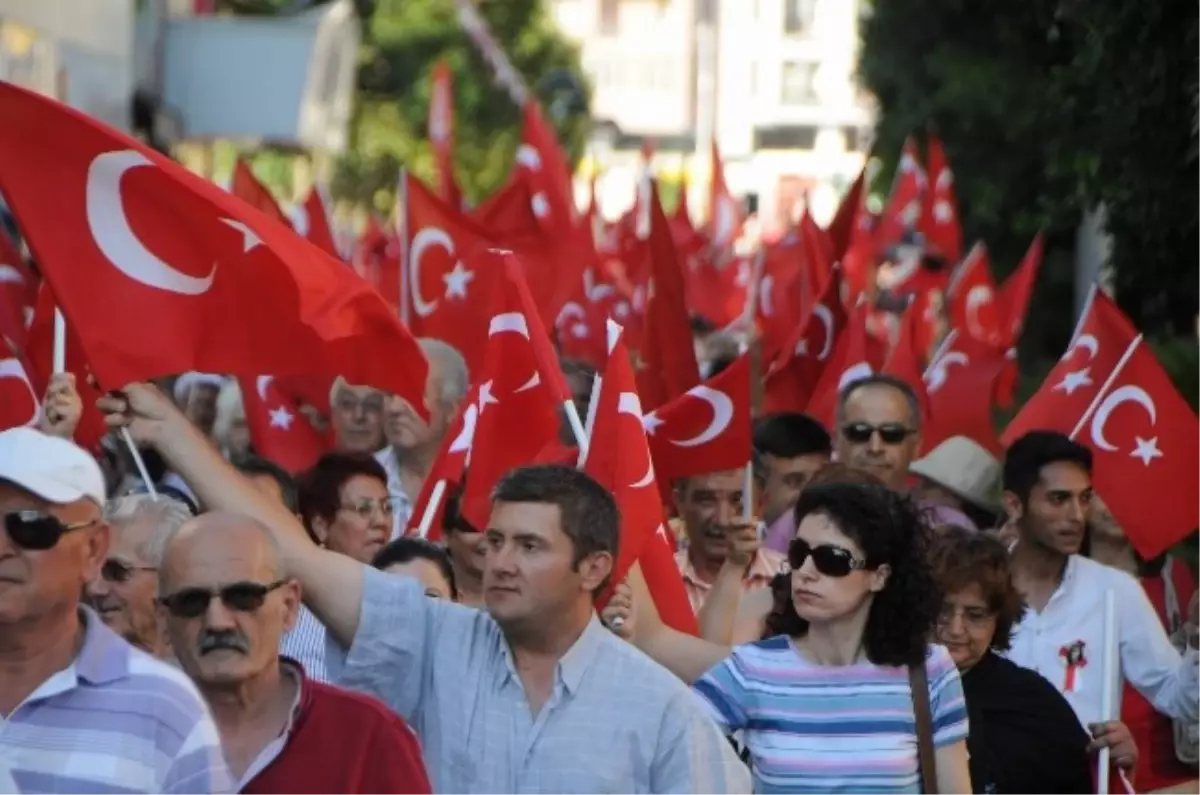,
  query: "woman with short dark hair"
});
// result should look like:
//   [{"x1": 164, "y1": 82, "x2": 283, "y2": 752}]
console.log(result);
[{"x1": 929, "y1": 527, "x2": 1094, "y2": 793}]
